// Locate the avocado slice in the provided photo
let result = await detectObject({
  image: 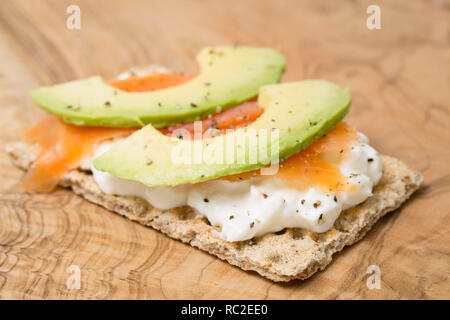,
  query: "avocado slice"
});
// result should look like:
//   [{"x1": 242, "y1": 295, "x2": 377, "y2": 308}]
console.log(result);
[
  {"x1": 29, "y1": 46, "x2": 286, "y2": 128},
  {"x1": 93, "y1": 80, "x2": 351, "y2": 187}
]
